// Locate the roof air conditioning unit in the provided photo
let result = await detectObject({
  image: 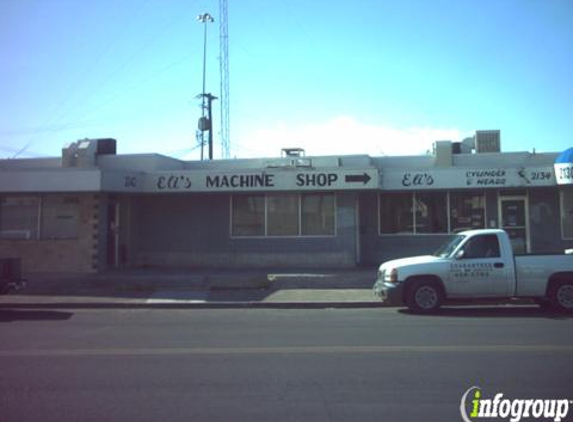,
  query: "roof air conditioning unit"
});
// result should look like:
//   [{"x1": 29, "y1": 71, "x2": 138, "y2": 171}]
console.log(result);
[{"x1": 475, "y1": 130, "x2": 500, "y2": 153}]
